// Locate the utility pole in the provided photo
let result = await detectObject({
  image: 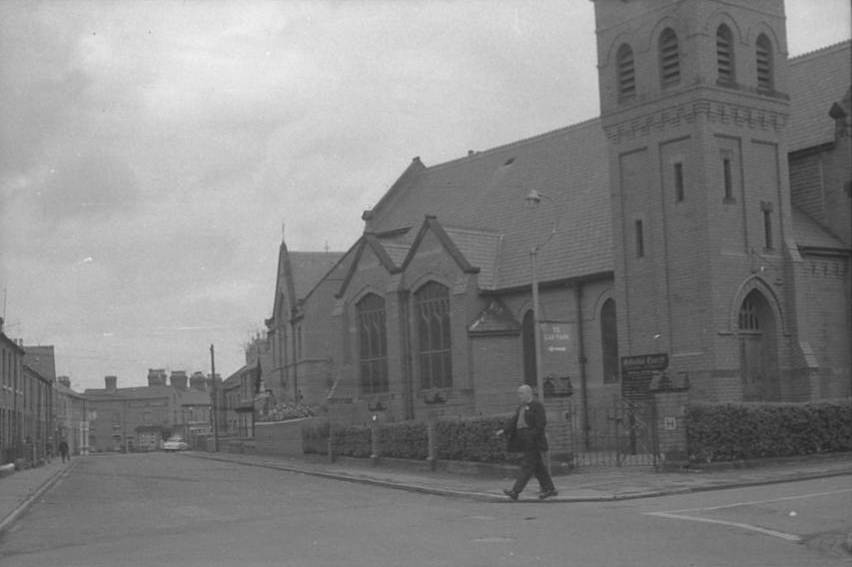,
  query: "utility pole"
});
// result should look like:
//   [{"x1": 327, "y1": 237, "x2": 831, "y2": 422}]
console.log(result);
[{"x1": 210, "y1": 344, "x2": 219, "y2": 452}]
